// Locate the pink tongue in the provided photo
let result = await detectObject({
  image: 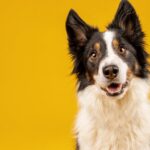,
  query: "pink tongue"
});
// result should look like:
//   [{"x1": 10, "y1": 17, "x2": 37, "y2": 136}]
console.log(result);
[{"x1": 106, "y1": 84, "x2": 122, "y2": 94}]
